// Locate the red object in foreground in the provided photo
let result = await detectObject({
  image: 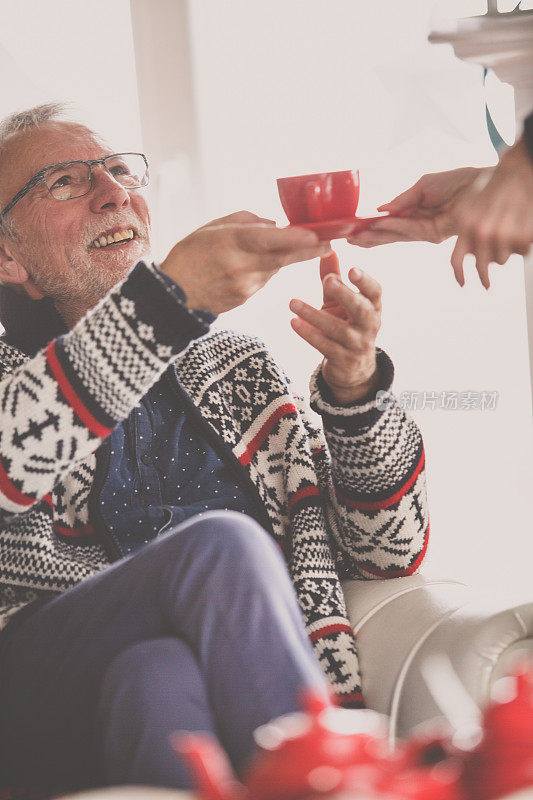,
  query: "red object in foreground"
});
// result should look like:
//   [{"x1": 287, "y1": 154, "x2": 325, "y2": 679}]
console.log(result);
[
  {"x1": 175, "y1": 690, "x2": 462, "y2": 800},
  {"x1": 176, "y1": 665, "x2": 533, "y2": 800},
  {"x1": 462, "y1": 666, "x2": 533, "y2": 800}
]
